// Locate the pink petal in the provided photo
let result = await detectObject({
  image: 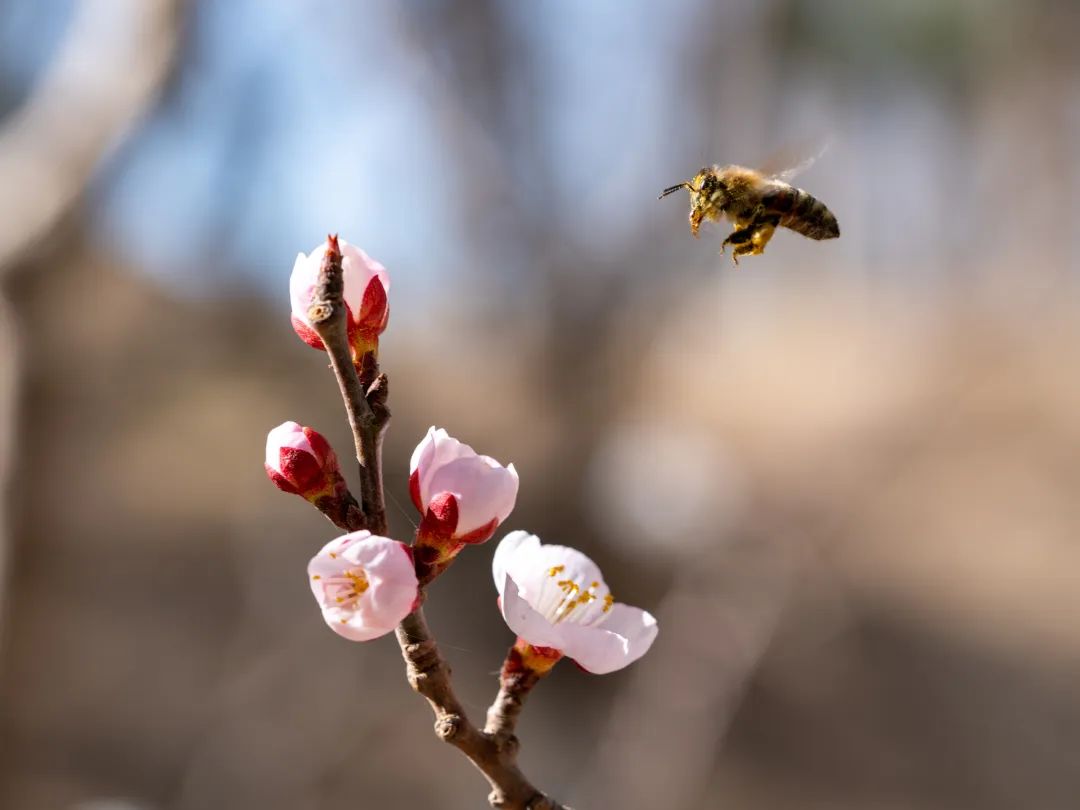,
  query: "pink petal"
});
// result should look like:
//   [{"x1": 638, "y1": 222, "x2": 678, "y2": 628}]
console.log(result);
[
  {"x1": 288, "y1": 252, "x2": 318, "y2": 325},
  {"x1": 265, "y1": 421, "x2": 313, "y2": 471},
  {"x1": 339, "y1": 240, "x2": 390, "y2": 320},
  {"x1": 322, "y1": 607, "x2": 396, "y2": 641},
  {"x1": 425, "y1": 456, "x2": 519, "y2": 535},
  {"x1": 409, "y1": 427, "x2": 439, "y2": 483}
]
